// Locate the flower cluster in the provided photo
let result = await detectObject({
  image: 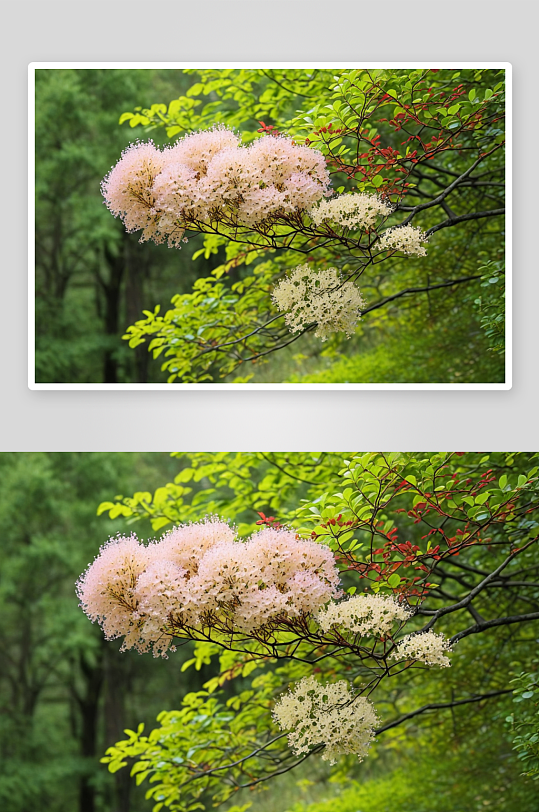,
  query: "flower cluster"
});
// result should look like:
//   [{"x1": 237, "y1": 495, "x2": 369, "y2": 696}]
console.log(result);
[
  {"x1": 271, "y1": 264, "x2": 365, "y2": 341},
  {"x1": 378, "y1": 224, "x2": 428, "y2": 256},
  {"x1": 72, "y1": 533, "x2": 156, "y2": 652},
  {"x1": 273, "y1": 676, "x2": 379, "y2": 764},
  {"x1": 317, "y1": 593, "x2": 411, "y2": 637},
  {"x1": 391, "y1": 630, "x2": 452, "y2": 667},
  {"x1": 76, "y1": 520, "x2": 341, "y2": 656},
  {"x1": 101, "y1": 128, "x2": 331, "y2": 246},
  {"x1": 309, "y1": 192, "x2": 393, "y2": 231}
]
